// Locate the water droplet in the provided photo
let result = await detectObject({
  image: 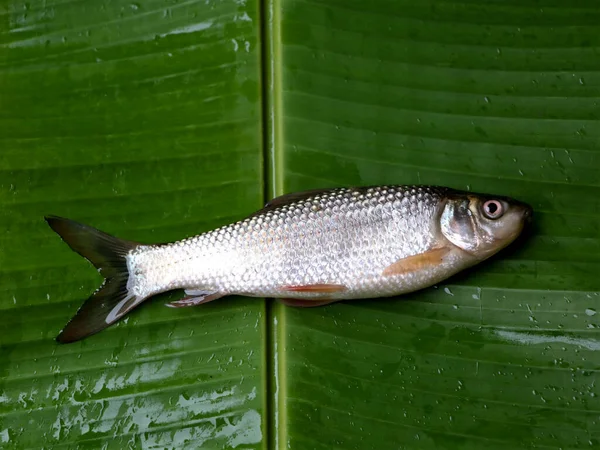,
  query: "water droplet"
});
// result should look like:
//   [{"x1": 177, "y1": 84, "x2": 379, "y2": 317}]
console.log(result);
[
  {"x1": 585, "y1": 308, "x2": 596, "y2": 316},
  {"x1": 444, "y1": 287, "x2": 454, "y2": 296},
  {"x1": 579, "y1": 77, "x2": 585, "y2": 85},
  {"x1": 565, "y1": 149, "x2": 574, "y2": 164}
]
